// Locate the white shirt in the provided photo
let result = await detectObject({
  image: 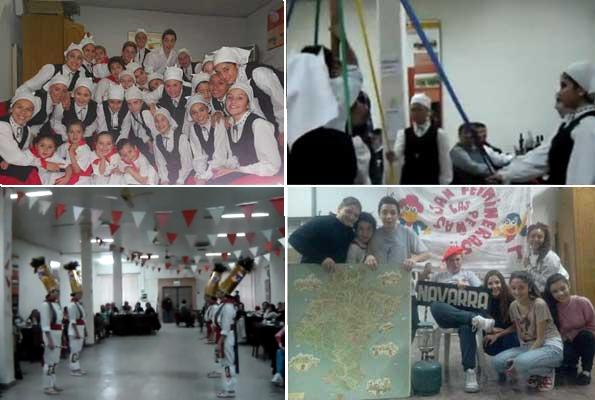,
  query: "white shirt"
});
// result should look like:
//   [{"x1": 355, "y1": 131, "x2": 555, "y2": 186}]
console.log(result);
[
  {"x1": 135, "y1": 47, "x2": 150, "y2": 67},
  {"x1": 145, "y1": 48, "x2": 178, "y2": 75},
  {"x1": 17, "y1": 64, "x2": 79, "y2": 93},
  {"x1": 91, "y1": 152, "x2": 124, "y2": 184},
  {"x1": 94, "y1": 78, "x2": 116, "y2": 103},
  {"x1": 24, "y1": 149, "x2": 66, "y2": 184},
  {"x1": 185, "y1": 119, "x2": 234, "y2": 178},
  {"x1": 153, "y1": 129, "x2": 193, "y2": 184},
  {"x1": 57, "y1": 141, "x2": 94, "y2": 184},
  {"x1": 40, "y1": 301, "x2": 63, "y2": 334},
  {"x1": 0, "y1": 119, "x2": 40, "y2": 167},
  {"x1": 93, "y1": 63, "x2": 110, "y2": 79},
  {"x1": 352, "y1": 136, "x2": 371, "y2": 185},
  {"x1": 54, "y1": 101, "x2": 104, "y2": 140},
  {"x1": 499, "y1": 105, "x2": 595, "y2": 184},
  {"x1": 98, "y1": 104, "x2": 131, "y2": 136},
  {"x1": 228, "y1": 112, "x2": 281, "y2": 176},
  {"x1": 393, "y1": 121, "x2": 453, "y2": 185},
  {"x1": 218, "y1": 302, "x2": 237, "y2": 337},
  {"x1": 526, "y1": 250, "x2": 570, "y2": 293},
  {"x1": 484, "y1": 145, "x2": 514, "y2": 167},
  {"x1": 324, "y1": 65, "x2": 363, "y2": 132},
  {"x1": 121, "y1": 109, "x2": 154, "y2": 144},
  {"x1": 119, "y1": 152, "x2": 158, "y2": 185},
  {"x1": 238, "y1": 65, "x2": 284, "y2": 129},
  {"x1": 67, "y1": 301, "x2": 86, "y2": 337},
  {"x1": 27, "y1": 93, "x2": 63, "y2": 136}
]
